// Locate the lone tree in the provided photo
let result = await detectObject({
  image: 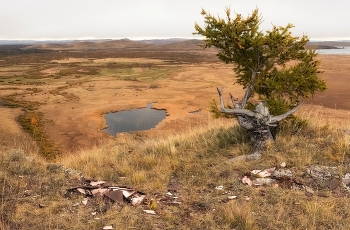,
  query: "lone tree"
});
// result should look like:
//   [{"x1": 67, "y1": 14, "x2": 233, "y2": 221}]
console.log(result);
[{"x1": 194, "y1": 8, "x2": 326, "y2": 158}]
